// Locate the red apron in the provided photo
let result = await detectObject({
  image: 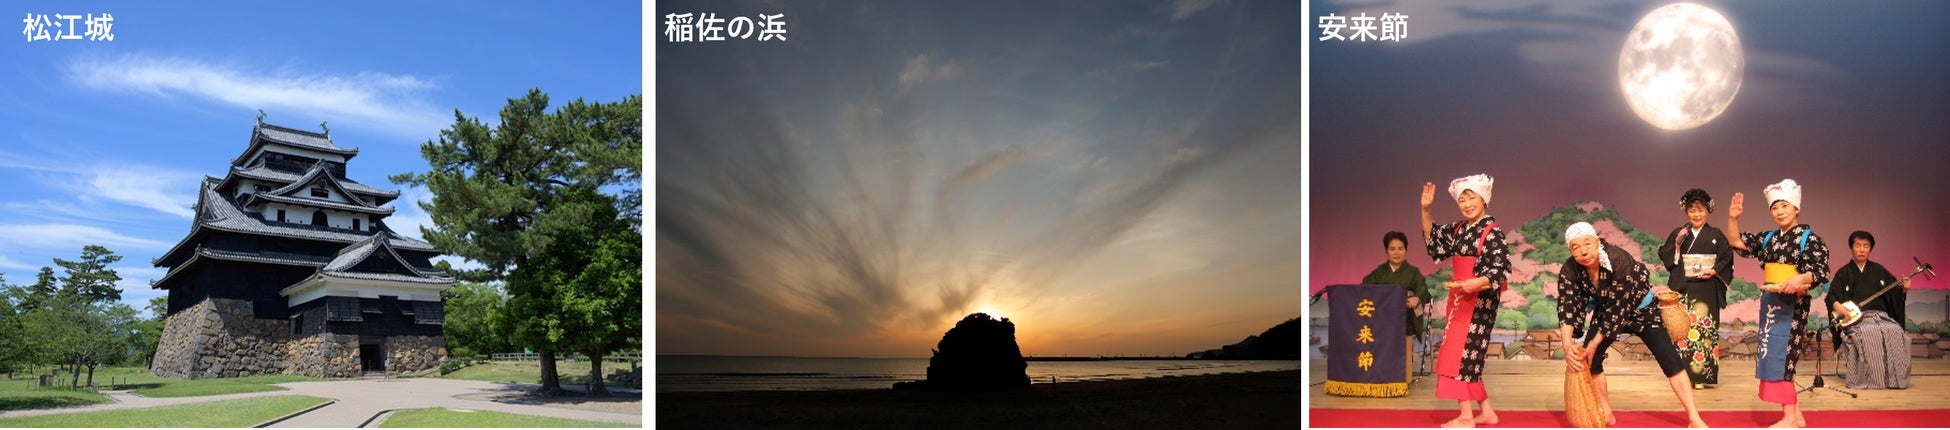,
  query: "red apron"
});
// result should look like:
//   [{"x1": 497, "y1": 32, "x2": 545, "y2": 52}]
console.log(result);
[
  {"x1": 1435, "y1": 221, "x2": 1496, "y2": 401},
  {"x1": 1435, "y1": 255, "x2": 1479, "y2": 379}
]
